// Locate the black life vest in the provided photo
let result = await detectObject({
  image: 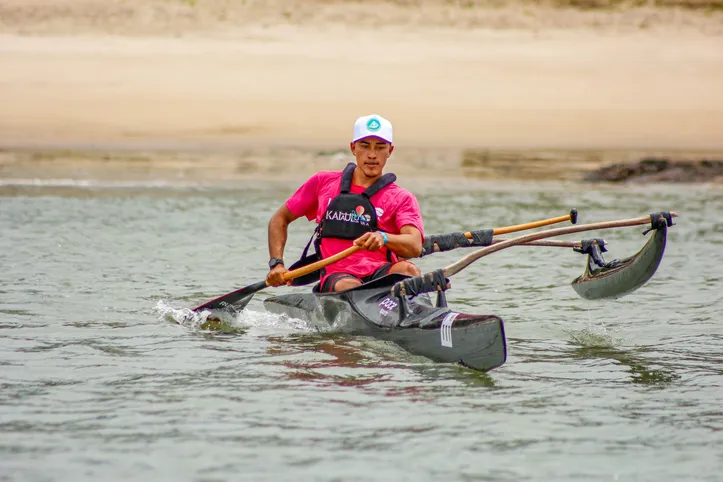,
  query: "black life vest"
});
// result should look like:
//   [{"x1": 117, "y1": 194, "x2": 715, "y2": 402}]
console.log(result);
[
  {"x1": 288, "y1": 162, "x2": 396, "y2": 286},
  {"x1": 321, "y1": 162, "x2": 396, "y2": 240}
]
